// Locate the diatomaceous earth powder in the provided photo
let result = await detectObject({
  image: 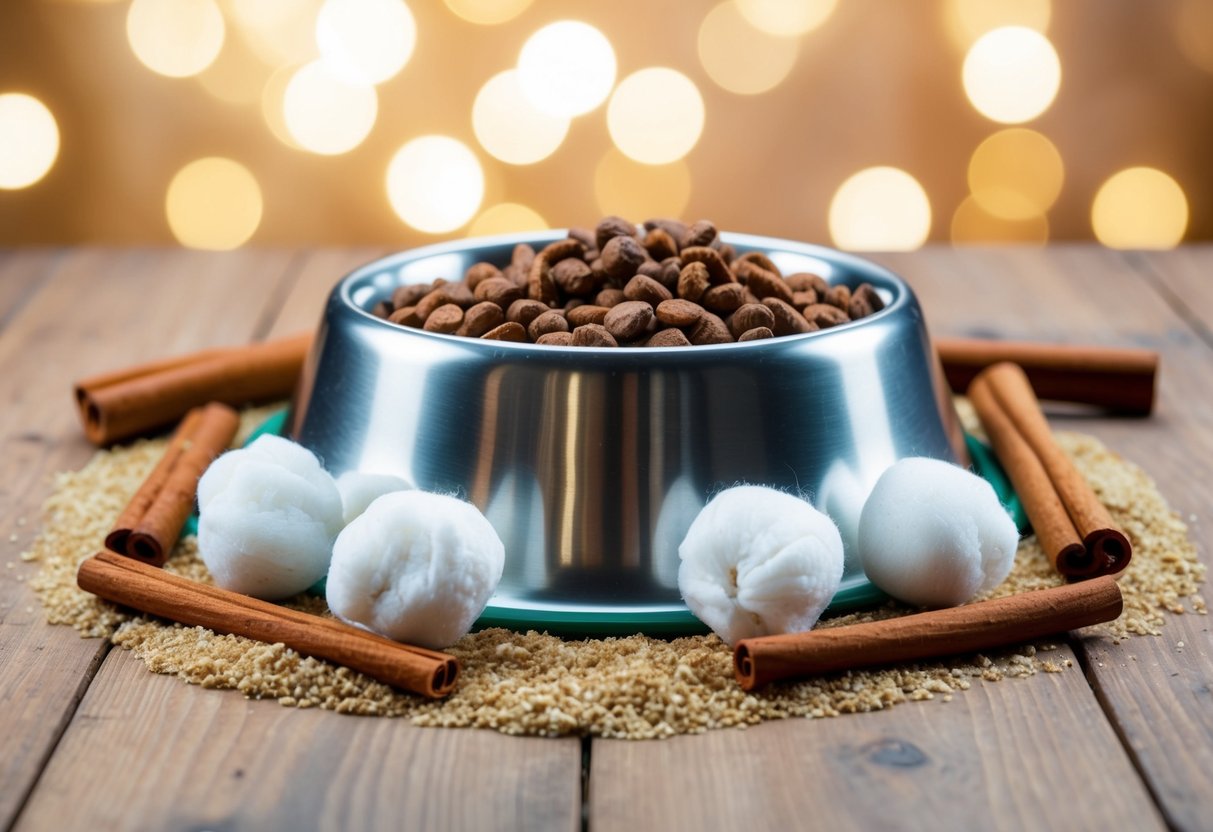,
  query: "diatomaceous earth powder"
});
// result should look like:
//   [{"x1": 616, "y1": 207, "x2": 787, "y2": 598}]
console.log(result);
[{"x1": 26, "y1": 408, "x2": 1206, "y2": 740}]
